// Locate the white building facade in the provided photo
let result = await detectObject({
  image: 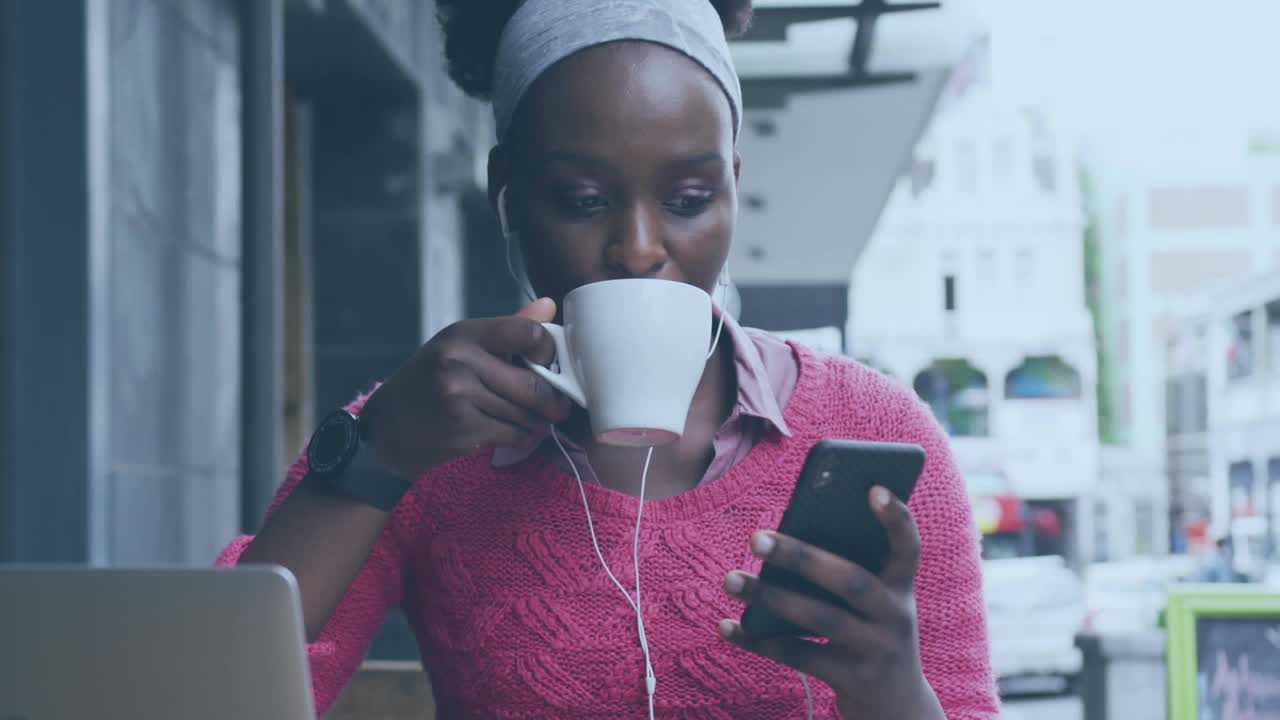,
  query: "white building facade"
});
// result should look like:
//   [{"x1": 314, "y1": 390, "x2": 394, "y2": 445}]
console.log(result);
[
  {"x1": 1090, "y1": 139, "x2": 1280, "y2": 555},
  {"x1": 1184, "y1": 273, "x2": 1280, "y2": 578},
  {"x1": 848, "y1": 89, "x2": 1100, "y2": 564}
]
